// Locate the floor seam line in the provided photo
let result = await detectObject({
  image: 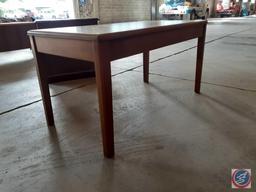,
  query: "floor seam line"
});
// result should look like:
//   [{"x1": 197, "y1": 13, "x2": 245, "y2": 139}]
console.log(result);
[
  {"x1": 1, "y1": 27, "x2": 253, "y2": 116},
  {"x1": 149, "y1": 27, "x2": 252, "y2": 64},
  {"x1": 0, "y1": 67, "x2": 146, "y2": 116},
  {"x1": 115, "y1": 27, "x2": 253, "y2": 73},
  {"x1": 0, "y1": 99, "x2": 42, "y2": 116},
  {"x1": 132, "y1": 70, "x2": 256, "y2": 92}
]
